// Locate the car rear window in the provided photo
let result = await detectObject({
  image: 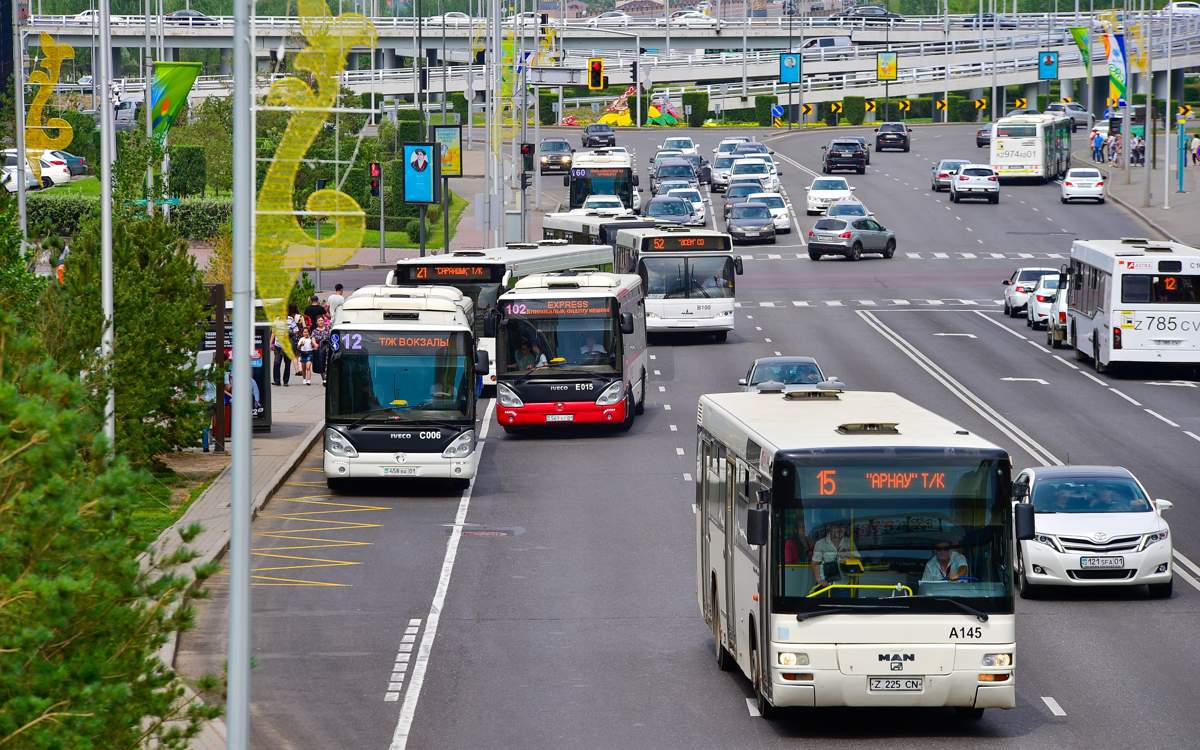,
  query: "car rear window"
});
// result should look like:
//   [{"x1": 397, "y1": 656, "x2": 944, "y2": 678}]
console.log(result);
[
  {"x1": 995, "y1": 125, "x2": 1036, "y2": 137},
  {"x1": 830, "y1": 141, "x2": 859, "y2": 149},
  {"x1": 589, "y1": 125, "x2": 612, "y2": 133},
  {"x1": 814, "y1": 219, "x2": 846, "y2": 231},
  {"x1": 658, "y1": 165, "x2": 692, "y2": 178},
  {"x1": 728, "y1": 185, "x2": 756, "y2": 197},
  {"x1": 1068, "y1": 169, "x2": 1101, "y2": 178},
  {"x1": 1018, "y1": 270, "x2": 1053, "y2": 282},
  {"x1": 829, "y1": 203, "x2": 867, "y2": 216},
  {"x1": 962, "y1": 167, "x2": 994, "y2": 176},
  {"x1": 879, "y1": 123, "x2": 905, "y2": 132}
]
